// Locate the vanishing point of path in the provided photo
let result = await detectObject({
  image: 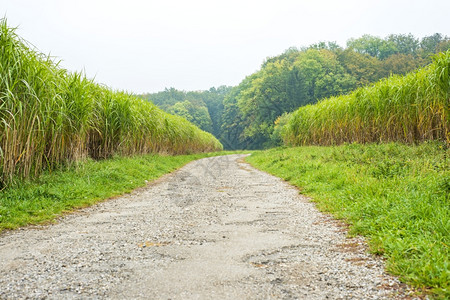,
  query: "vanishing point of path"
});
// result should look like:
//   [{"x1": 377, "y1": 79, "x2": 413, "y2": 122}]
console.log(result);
[{"x1": 0, "y1": 155, "x2": 414, "y2": 299}]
